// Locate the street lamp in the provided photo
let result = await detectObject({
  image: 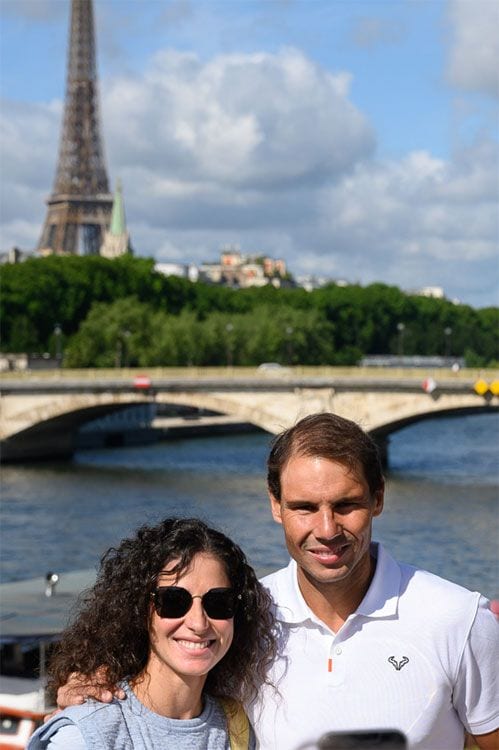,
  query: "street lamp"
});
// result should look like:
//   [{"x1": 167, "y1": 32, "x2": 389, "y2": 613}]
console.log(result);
[
  {"x1": 123, "y1": 329, "x2": 131, "y2": 368},
  {"x1": 444, "y1": 327, "x2": 452, "y2": 358},
  {"x1": 53, "y1": 323, "x2": 62, "y2": 367},
  {"x1": 116, "y1": 329, "x2": 132, "y2": 368},
  {"x1": 225, "y1": 323, "x2": 234, "y2": 367},
  {"x1": 285, "y1": 326, "x2": 294, "y2": 365},
  {"x1": 115, "y1": 339, "x2": 122, "y2": 368},
  {"x1": 397, "y1": 322, "x2": 405, "y2": 357}
]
